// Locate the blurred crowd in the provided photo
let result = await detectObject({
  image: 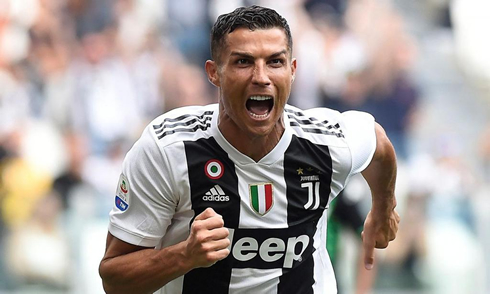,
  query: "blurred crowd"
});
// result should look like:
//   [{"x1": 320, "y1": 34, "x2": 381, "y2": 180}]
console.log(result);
[{"x1": 0, "y1": 0, "x2": 489, "y2": 293}]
